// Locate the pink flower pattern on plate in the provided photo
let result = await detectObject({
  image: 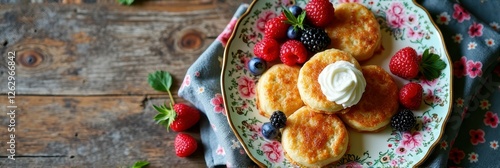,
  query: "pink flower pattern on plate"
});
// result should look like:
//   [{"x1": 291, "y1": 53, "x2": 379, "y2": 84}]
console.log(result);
[
  {"x1": 237, "y1": 75, "x2": 255, "y2": 99},
  {"x1": 261, "y1": 140, "x2": 283, "y2": 163},
  {"x1": 452, "y1": 4, "x2": 470, "y2": 23},
  {"x1": 386, "y1": 2, "x2": 406, "y2": 29},
  {"x1": 401, "y1": 132, "x2": 423, "y2": 150},
  {"x1": 256, "y1": 11, "x2": 277, "y2": 33}
]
